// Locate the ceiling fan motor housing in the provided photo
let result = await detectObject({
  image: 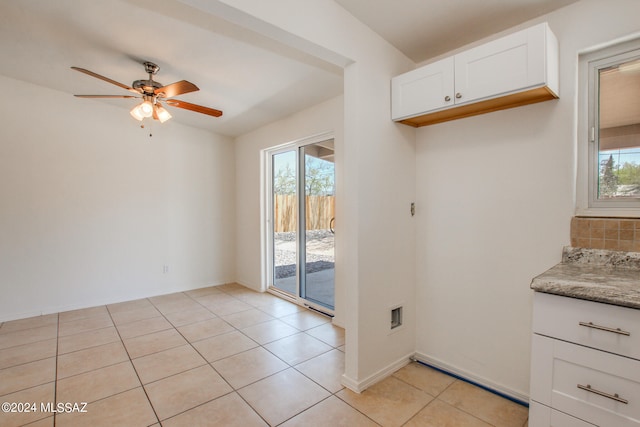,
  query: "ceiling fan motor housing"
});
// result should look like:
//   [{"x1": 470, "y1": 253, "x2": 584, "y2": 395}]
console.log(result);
[
  {"x1": 133, "y1": 62, "x2": 163, "y2": 96},
  {"x1": 132, "y1": 79, "x2": 163, "y2": 96}
]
